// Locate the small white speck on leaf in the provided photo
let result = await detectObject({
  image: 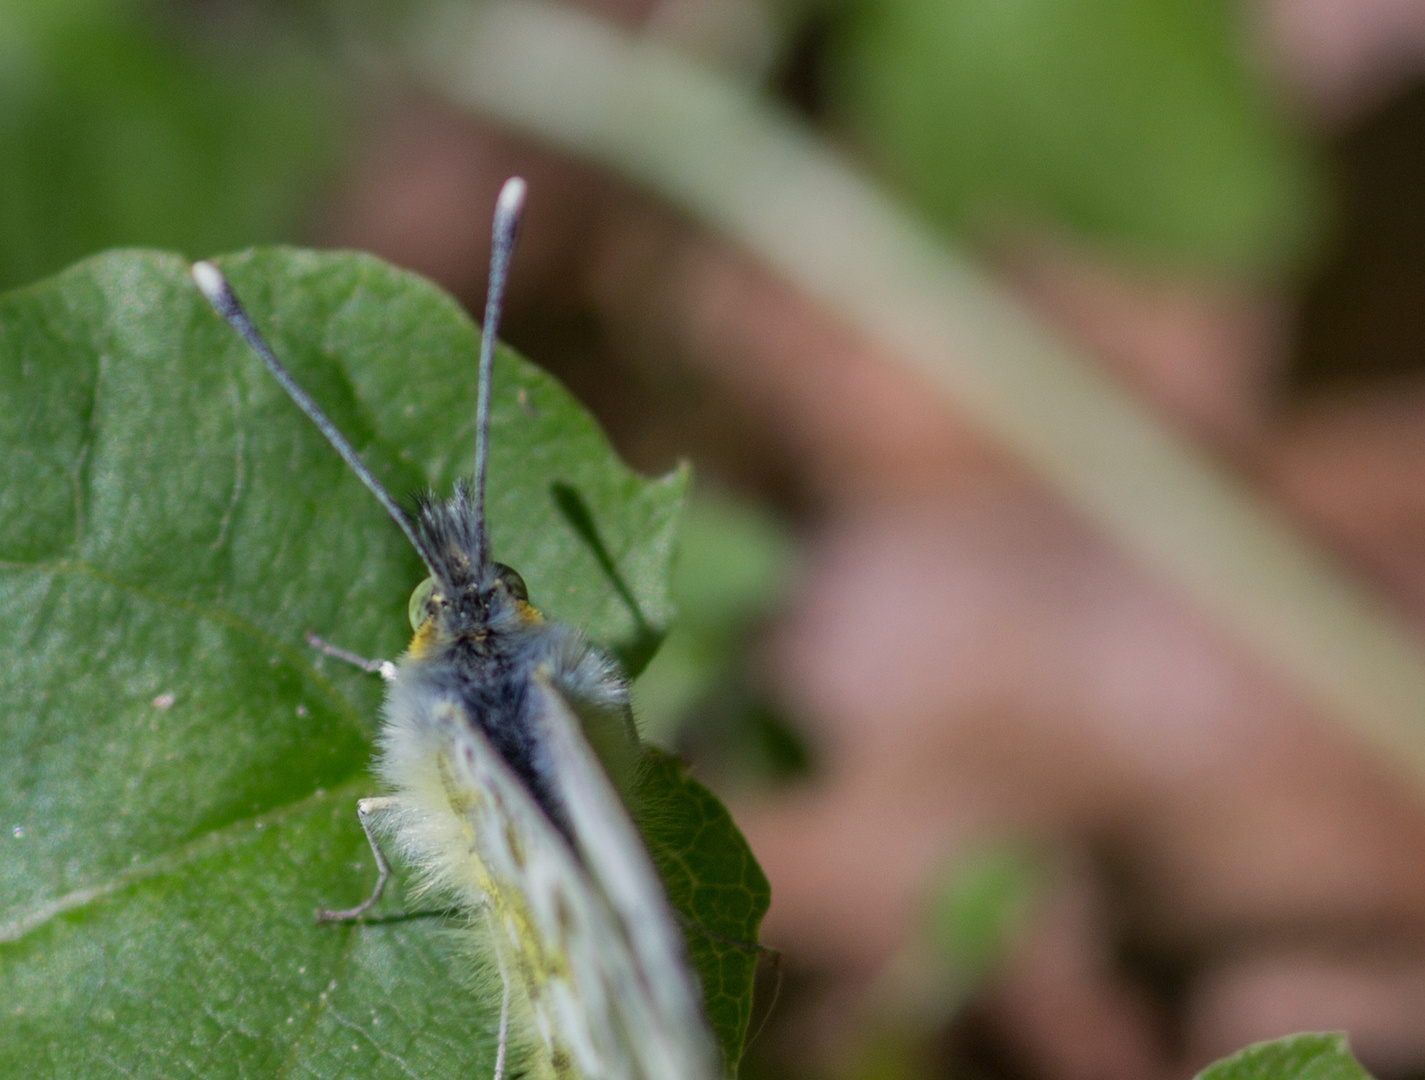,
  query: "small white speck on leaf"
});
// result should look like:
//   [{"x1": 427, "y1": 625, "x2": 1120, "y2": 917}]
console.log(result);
[{"x1": 151, "y1": 693, "x2": 175, "y2": 711}]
